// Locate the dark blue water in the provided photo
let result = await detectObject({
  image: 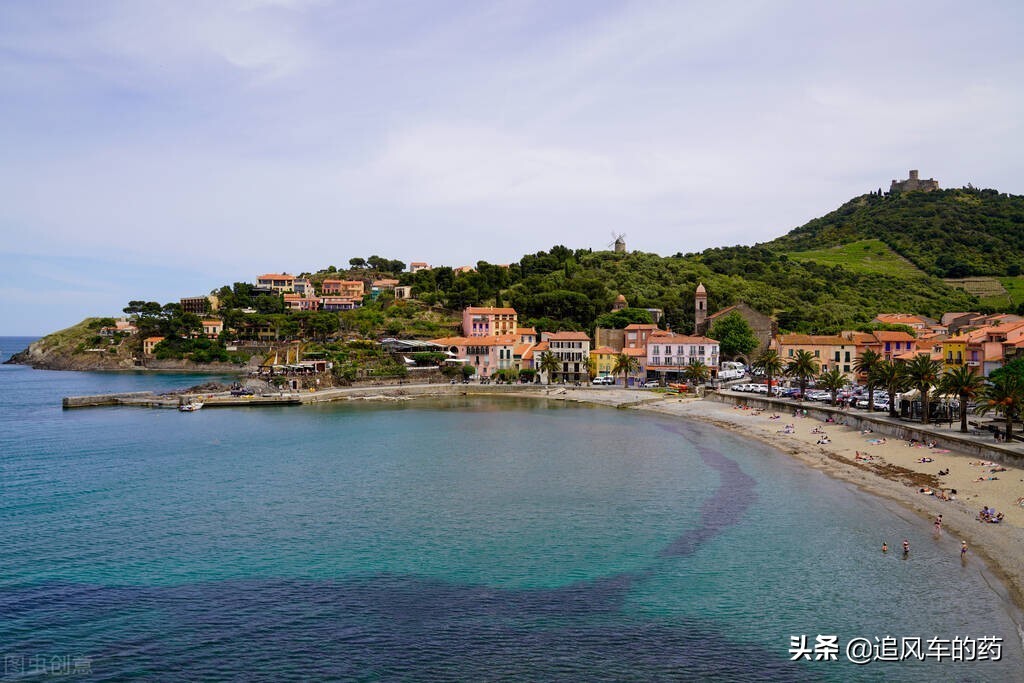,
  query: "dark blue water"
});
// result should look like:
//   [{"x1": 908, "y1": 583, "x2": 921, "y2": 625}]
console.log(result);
[{"x1": 1, "y1": 337, "x2": 1021, "y2": 681}]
